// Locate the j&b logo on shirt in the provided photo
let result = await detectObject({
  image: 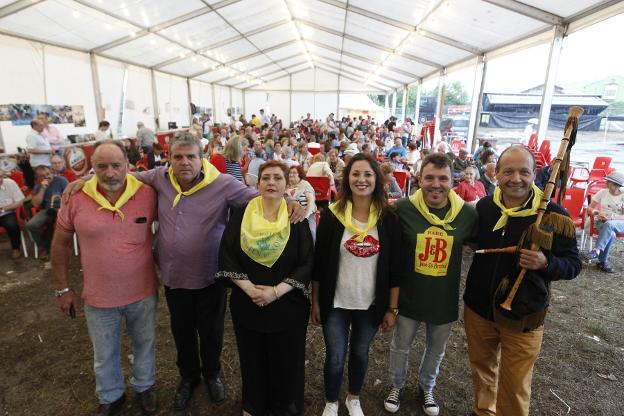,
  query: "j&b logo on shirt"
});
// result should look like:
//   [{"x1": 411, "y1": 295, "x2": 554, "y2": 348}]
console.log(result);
[{"x1": 415, "y1": 226, "x2": 454, "y2": 277}]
